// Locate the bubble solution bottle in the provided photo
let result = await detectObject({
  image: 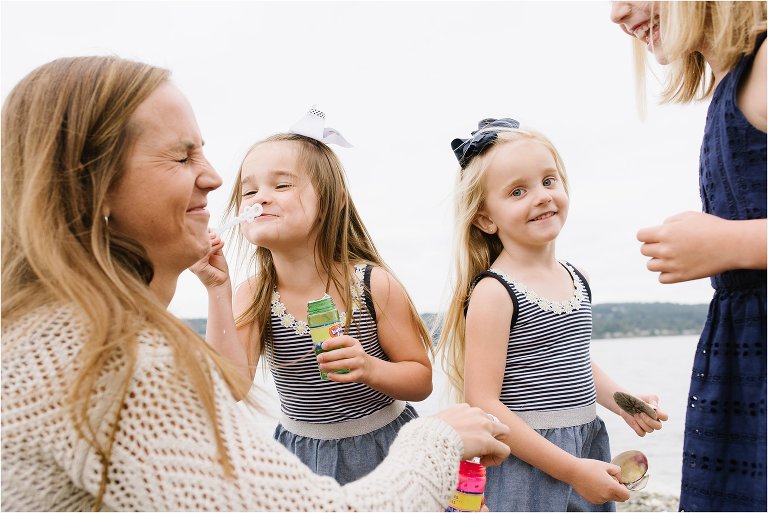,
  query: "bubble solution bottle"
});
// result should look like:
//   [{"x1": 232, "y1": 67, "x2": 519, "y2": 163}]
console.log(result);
[
  {"x1": 446, "y1": 459, "x2": 486, "y2": 512},
  {"x1": 307, "y1": 294, "x2": 350, "y2": 380}
]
